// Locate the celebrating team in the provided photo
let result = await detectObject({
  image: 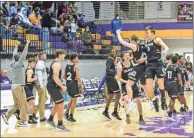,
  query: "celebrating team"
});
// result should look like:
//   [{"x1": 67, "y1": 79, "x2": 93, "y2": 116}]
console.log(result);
[{"x1": 2, "y1": 26, "x2": 191, "y2": 132}]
